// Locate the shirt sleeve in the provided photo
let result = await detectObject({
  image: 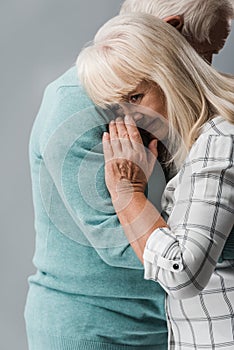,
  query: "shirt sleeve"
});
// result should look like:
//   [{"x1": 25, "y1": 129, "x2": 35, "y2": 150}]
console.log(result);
[
  {"x1": 38, "y1": 86, "x2": 142, "y2": 269},
  {"x1": 143, "y1": 133, "x2": 234, "y2": 299}
]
